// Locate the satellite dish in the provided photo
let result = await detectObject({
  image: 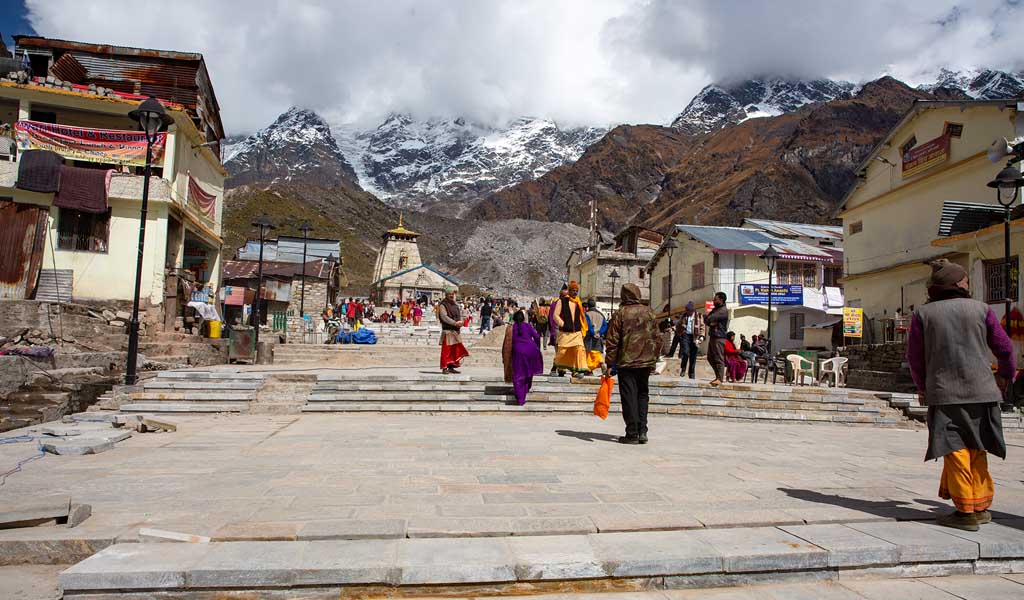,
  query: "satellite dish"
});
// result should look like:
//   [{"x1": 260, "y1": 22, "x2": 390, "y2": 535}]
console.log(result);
[{"x1": 988, "y1": 137, "x2": 1014, "y2": 163}]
